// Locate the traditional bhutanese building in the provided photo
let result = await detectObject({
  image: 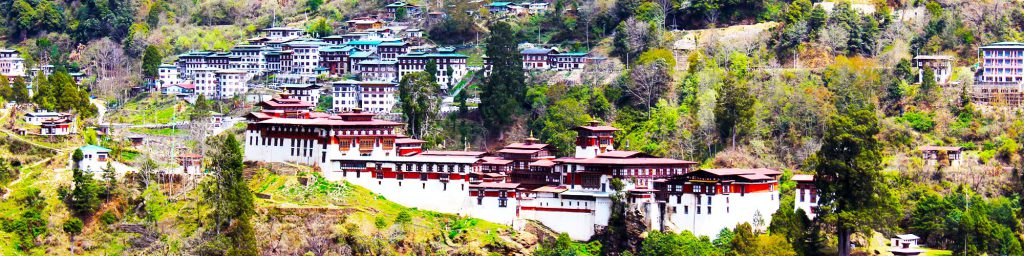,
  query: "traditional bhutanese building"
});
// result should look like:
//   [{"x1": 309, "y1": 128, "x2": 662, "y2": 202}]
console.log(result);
[
  {"x1": 243, "y1": 114, "x2": 780, "y2": 241},
  {"x1": 254, "y1": 94, "x2": 315, "y2": 119},
  {"x1": 654, "y1": 168, "x2": 782, "y2": 238},
  {"x1": 791, "y1": 174, "x2": 818, "y2": 220},
  {"x1": 40, "y1": 116, "x2": 76, "y2": 136}
]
